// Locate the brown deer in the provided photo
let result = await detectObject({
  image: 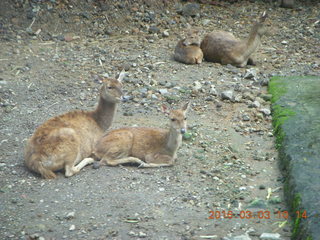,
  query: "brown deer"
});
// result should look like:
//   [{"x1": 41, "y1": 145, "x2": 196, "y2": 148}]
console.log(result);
[
  {"x1": 24, "y1": 71, "x2": 125, "y2": 179},
  {"x1": 201, "y1": 11, "x2": 268, "y2": 67},
  {"x1": 174, "y1": 29, "x2": 203, "y2": 64},
  {"x1": 88, "y1": 102, "x2": 190, "y2": 168}
]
